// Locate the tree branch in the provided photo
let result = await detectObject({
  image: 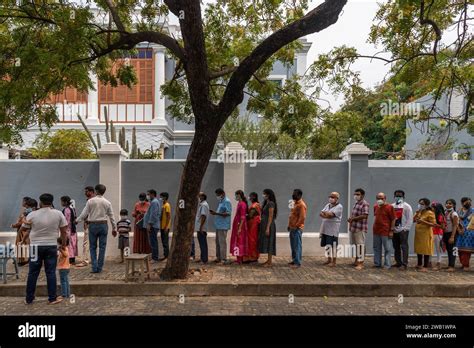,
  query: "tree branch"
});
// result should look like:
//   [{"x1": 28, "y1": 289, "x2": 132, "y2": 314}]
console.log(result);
[
  {"x1": 104, "y1": 0, "x2": 126, "y2": 33},
  {"x1": 218, "y1": 0, "x2": 347, "y2": 118},
  {"x1": 420, "y1": 0, "x2": 442, "y2": 62}
]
